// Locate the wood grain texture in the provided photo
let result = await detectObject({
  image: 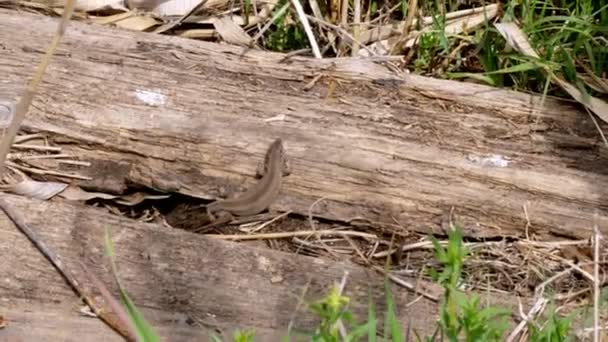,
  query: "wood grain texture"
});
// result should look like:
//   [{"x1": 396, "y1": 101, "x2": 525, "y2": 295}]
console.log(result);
[
  {"x1": 0, "y1": 193, "x2": 441, "y2": 340},
  {"x1": 0, "y1": 8, "x2": 606, "y2": 241}
]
